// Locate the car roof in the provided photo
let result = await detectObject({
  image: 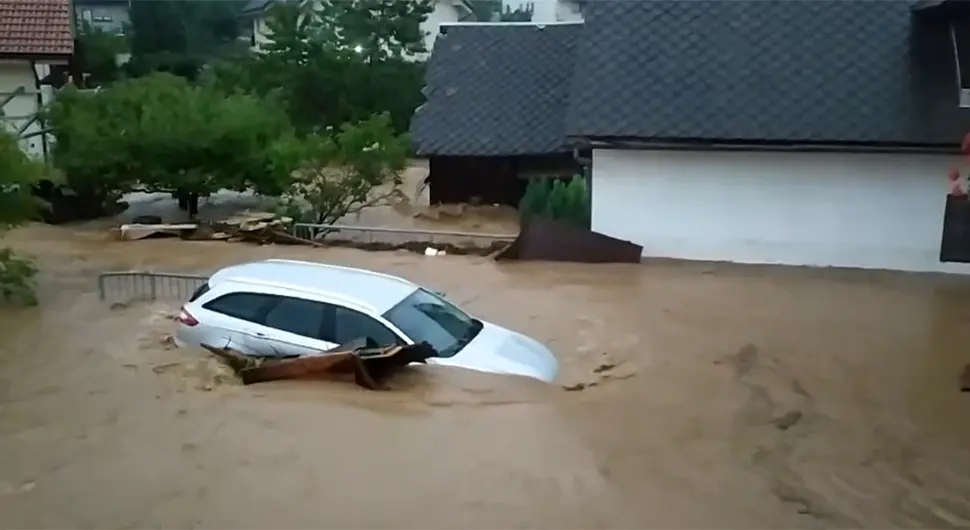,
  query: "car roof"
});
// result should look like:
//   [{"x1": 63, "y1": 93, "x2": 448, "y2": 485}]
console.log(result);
[{"x1": 207, "y1": 259, "x2": 418, "y2": 314}]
